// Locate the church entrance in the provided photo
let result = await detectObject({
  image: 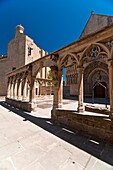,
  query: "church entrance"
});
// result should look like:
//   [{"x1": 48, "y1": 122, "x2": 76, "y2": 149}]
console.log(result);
[{"x1": 94, "y1": 82, "x2": 106, "y2": 98}]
